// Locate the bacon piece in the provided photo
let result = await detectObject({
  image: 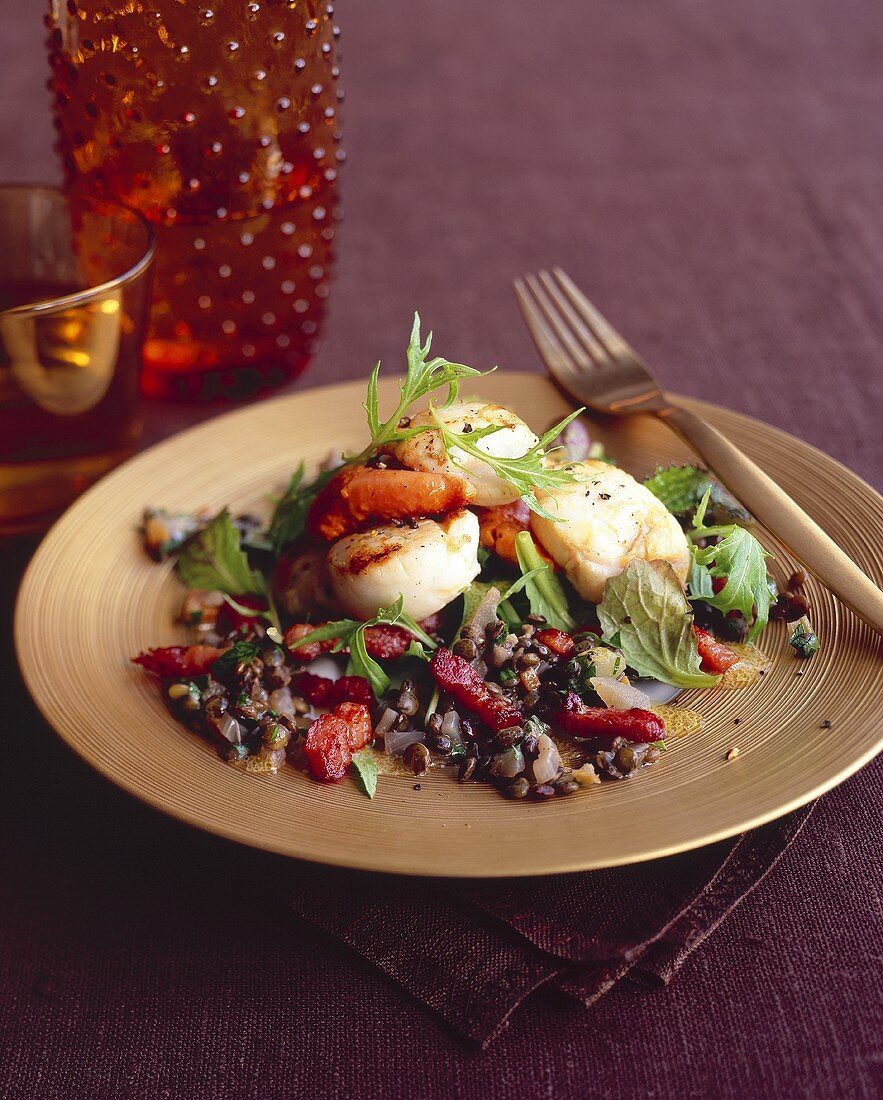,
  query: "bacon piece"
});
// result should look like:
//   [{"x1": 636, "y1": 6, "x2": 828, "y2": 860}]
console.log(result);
[
  {"x1": 694, "y1": 626, "x2": 739, "y2": 673},
  {"x1": 535, "y1": 628, "x2": 575, "y2": 658},
  {"x1": 307, "y1": 465, "x2": 475, "y2": 541},
  {"x1": 331, "y1": 676, "x2": 376, "y2": 707},
  {"x1": 292, "y1": 673, "x2": 375, "y2": 708},
  {"x1": 133, "y1": 644, "x2": 228, "y2": 678},
  {"x1": 429, "y1": 647, "x2": 523, "y2": 732},
  {"x1": 478, "y1": 500, "x2": 555, "y2": 565},
  {"x1": 332, "y1": 702, "x2": 374, "y2": 750},
  {"x1": 556, "y1": 691, "x2": 664, "y2": 744},
  {"x1": 283, "y1": 623, "x2": 337, "y2": 663},
  {"x1": 304, "y1": 714, "x2": 352, "y2": 781}
]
